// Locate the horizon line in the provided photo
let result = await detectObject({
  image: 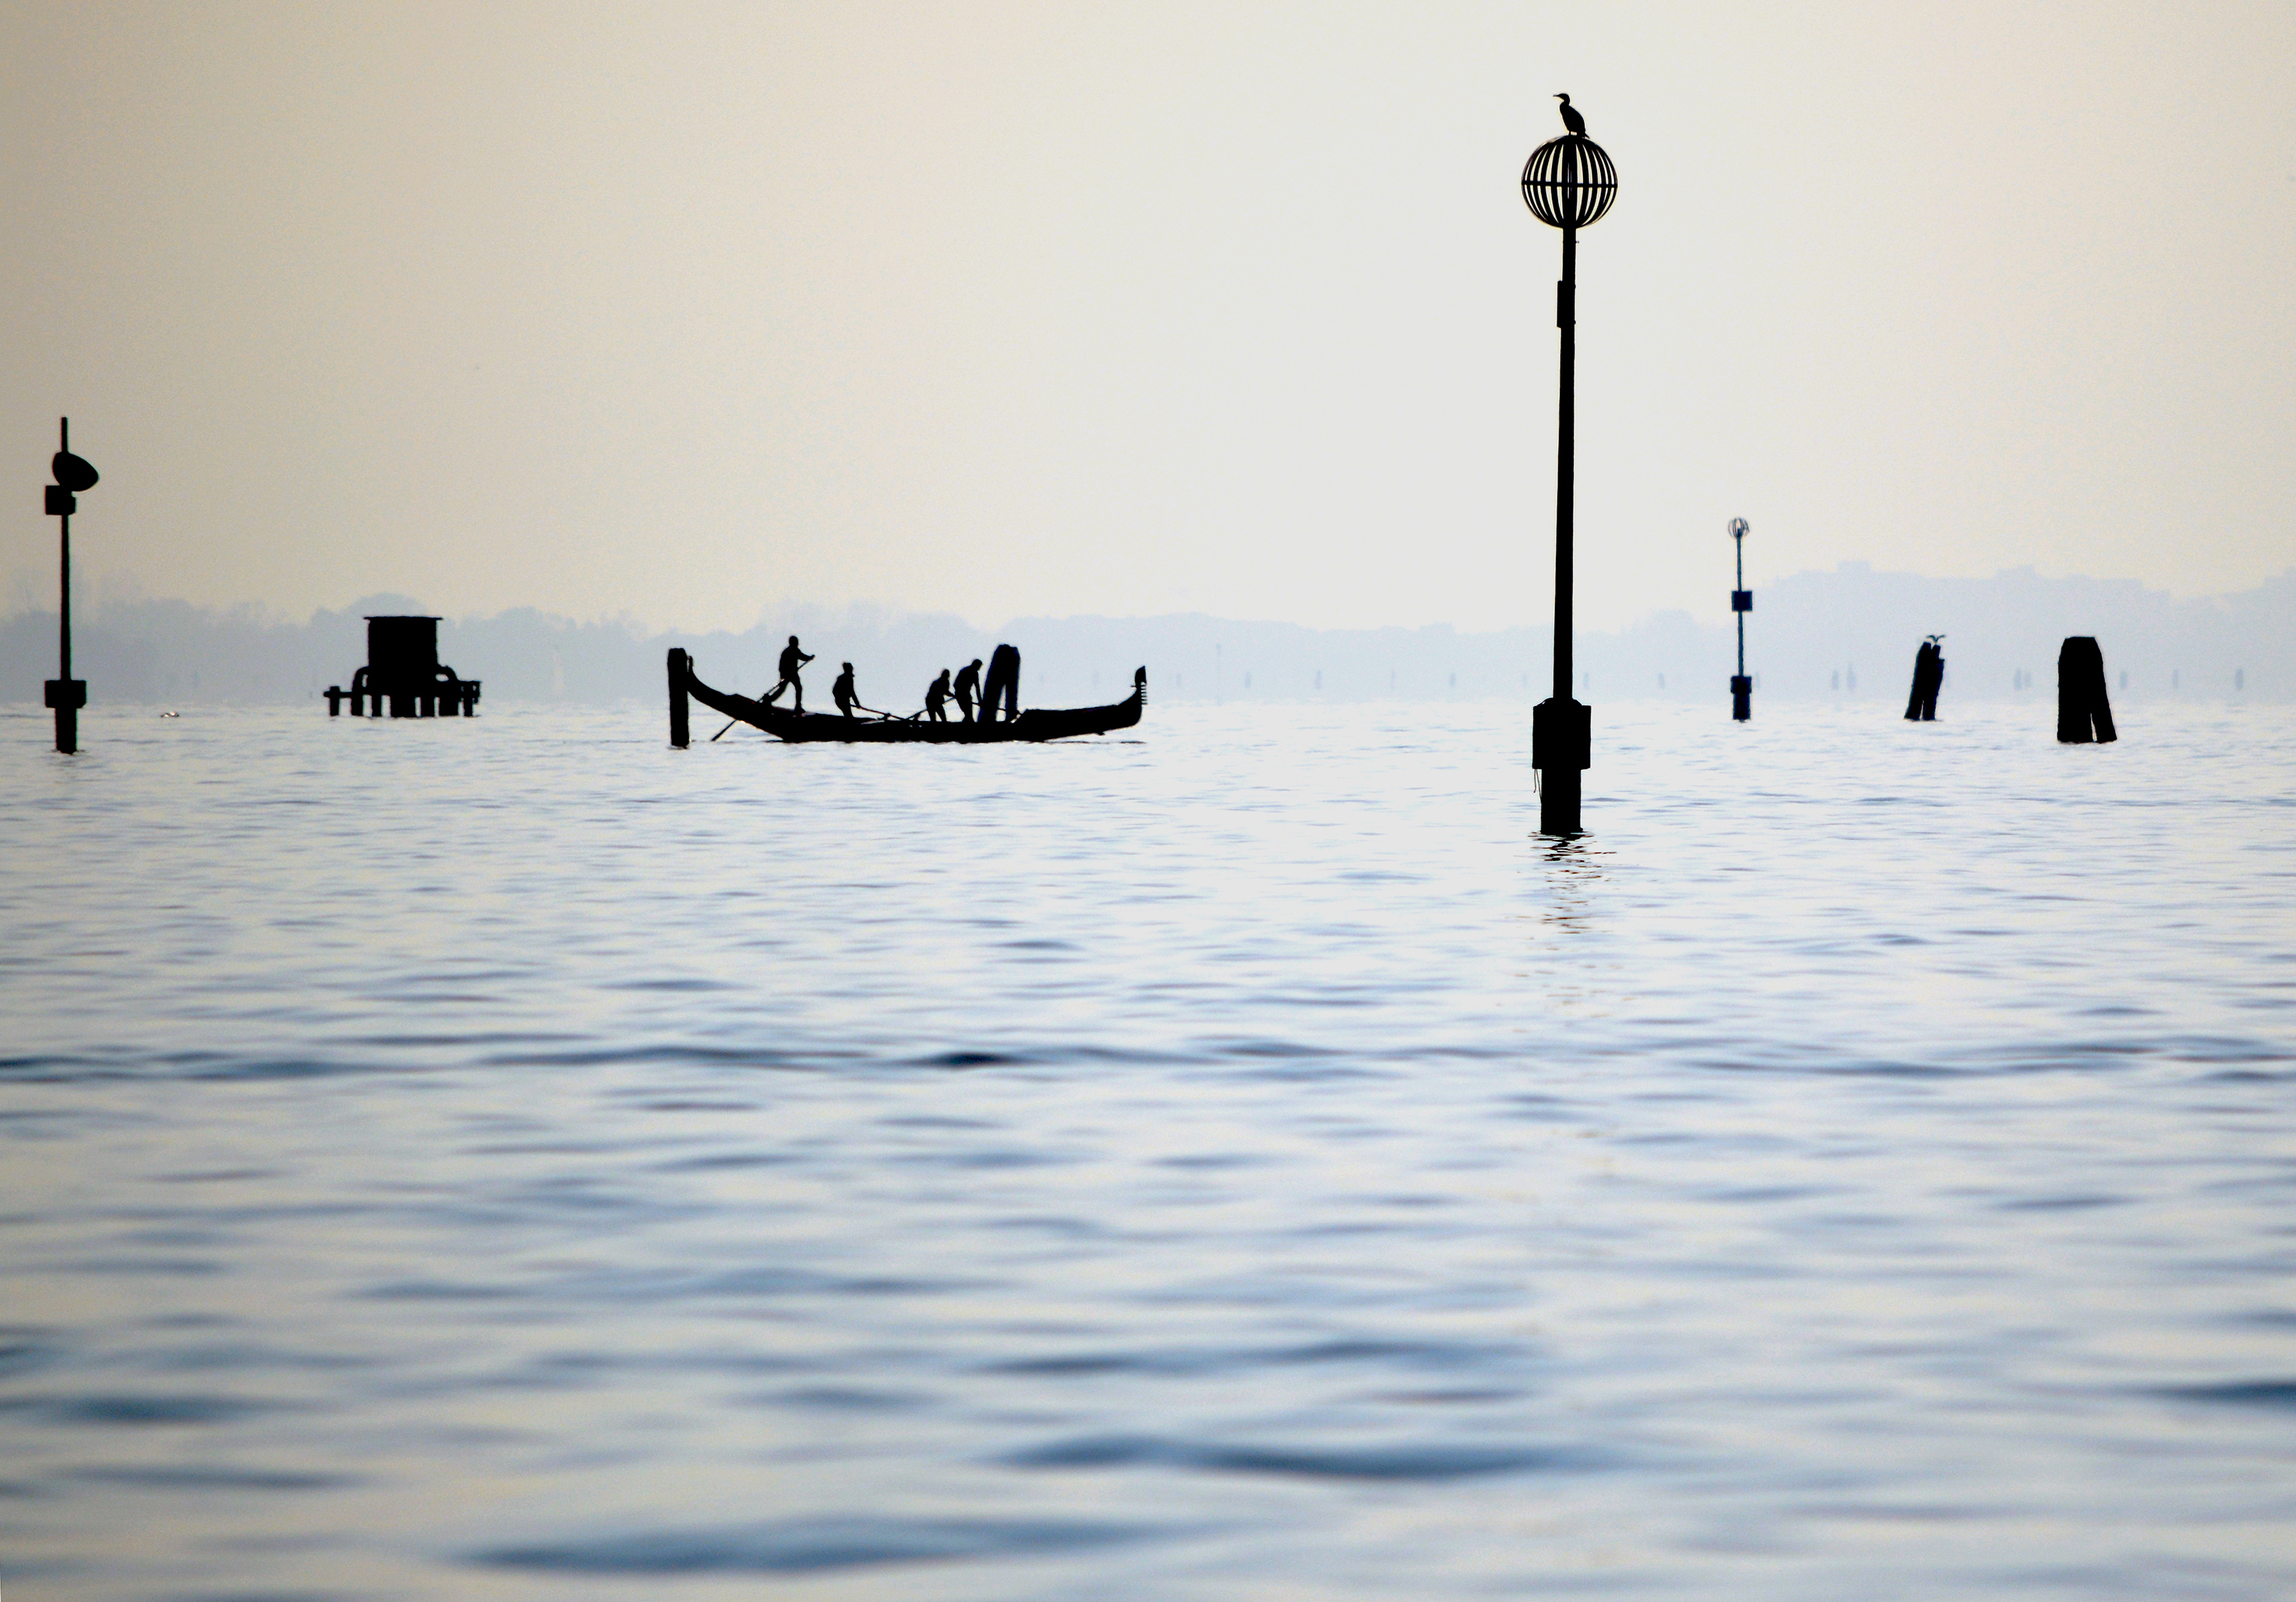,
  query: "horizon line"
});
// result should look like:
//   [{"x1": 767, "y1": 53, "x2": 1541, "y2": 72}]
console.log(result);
[{"x1": 10, "y1": 560, "x2": 2294, "y2": 640}]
